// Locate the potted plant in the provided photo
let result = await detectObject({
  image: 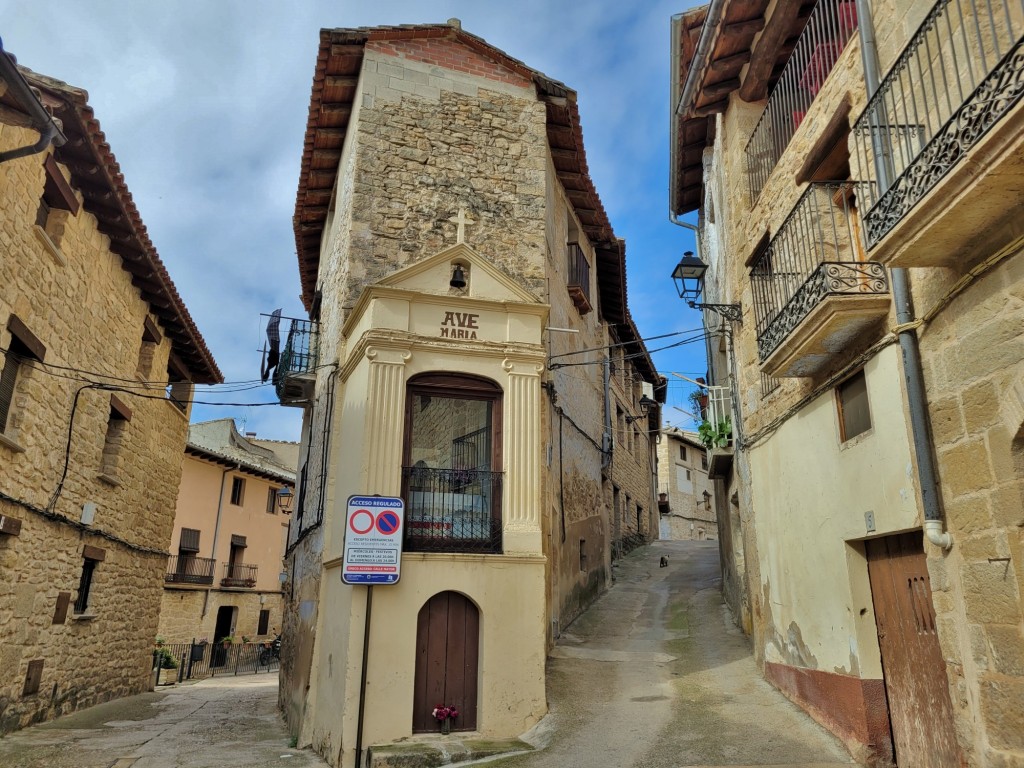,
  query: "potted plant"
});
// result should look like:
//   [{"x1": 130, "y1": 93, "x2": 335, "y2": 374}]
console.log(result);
[
  {"x1": 697, "y1": 416, "x2": 732, "y2": 450},
  {"x1": 154, "y1": 639, "x2": 179, "y2": 685},
  {"x1": 688, "y1": 389, "x2": 708, "y2": 421}
]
